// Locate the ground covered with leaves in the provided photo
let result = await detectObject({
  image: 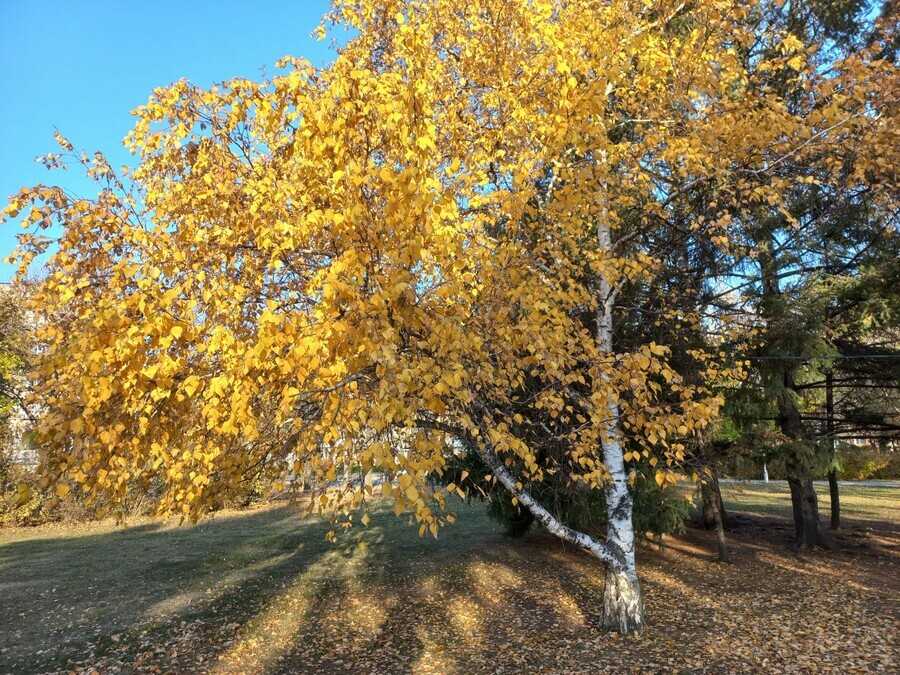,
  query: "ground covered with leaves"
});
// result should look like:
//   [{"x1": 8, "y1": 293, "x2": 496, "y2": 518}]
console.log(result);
[{"x1": 1, "y1": 483, "x2": 897, "y2": 674}]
